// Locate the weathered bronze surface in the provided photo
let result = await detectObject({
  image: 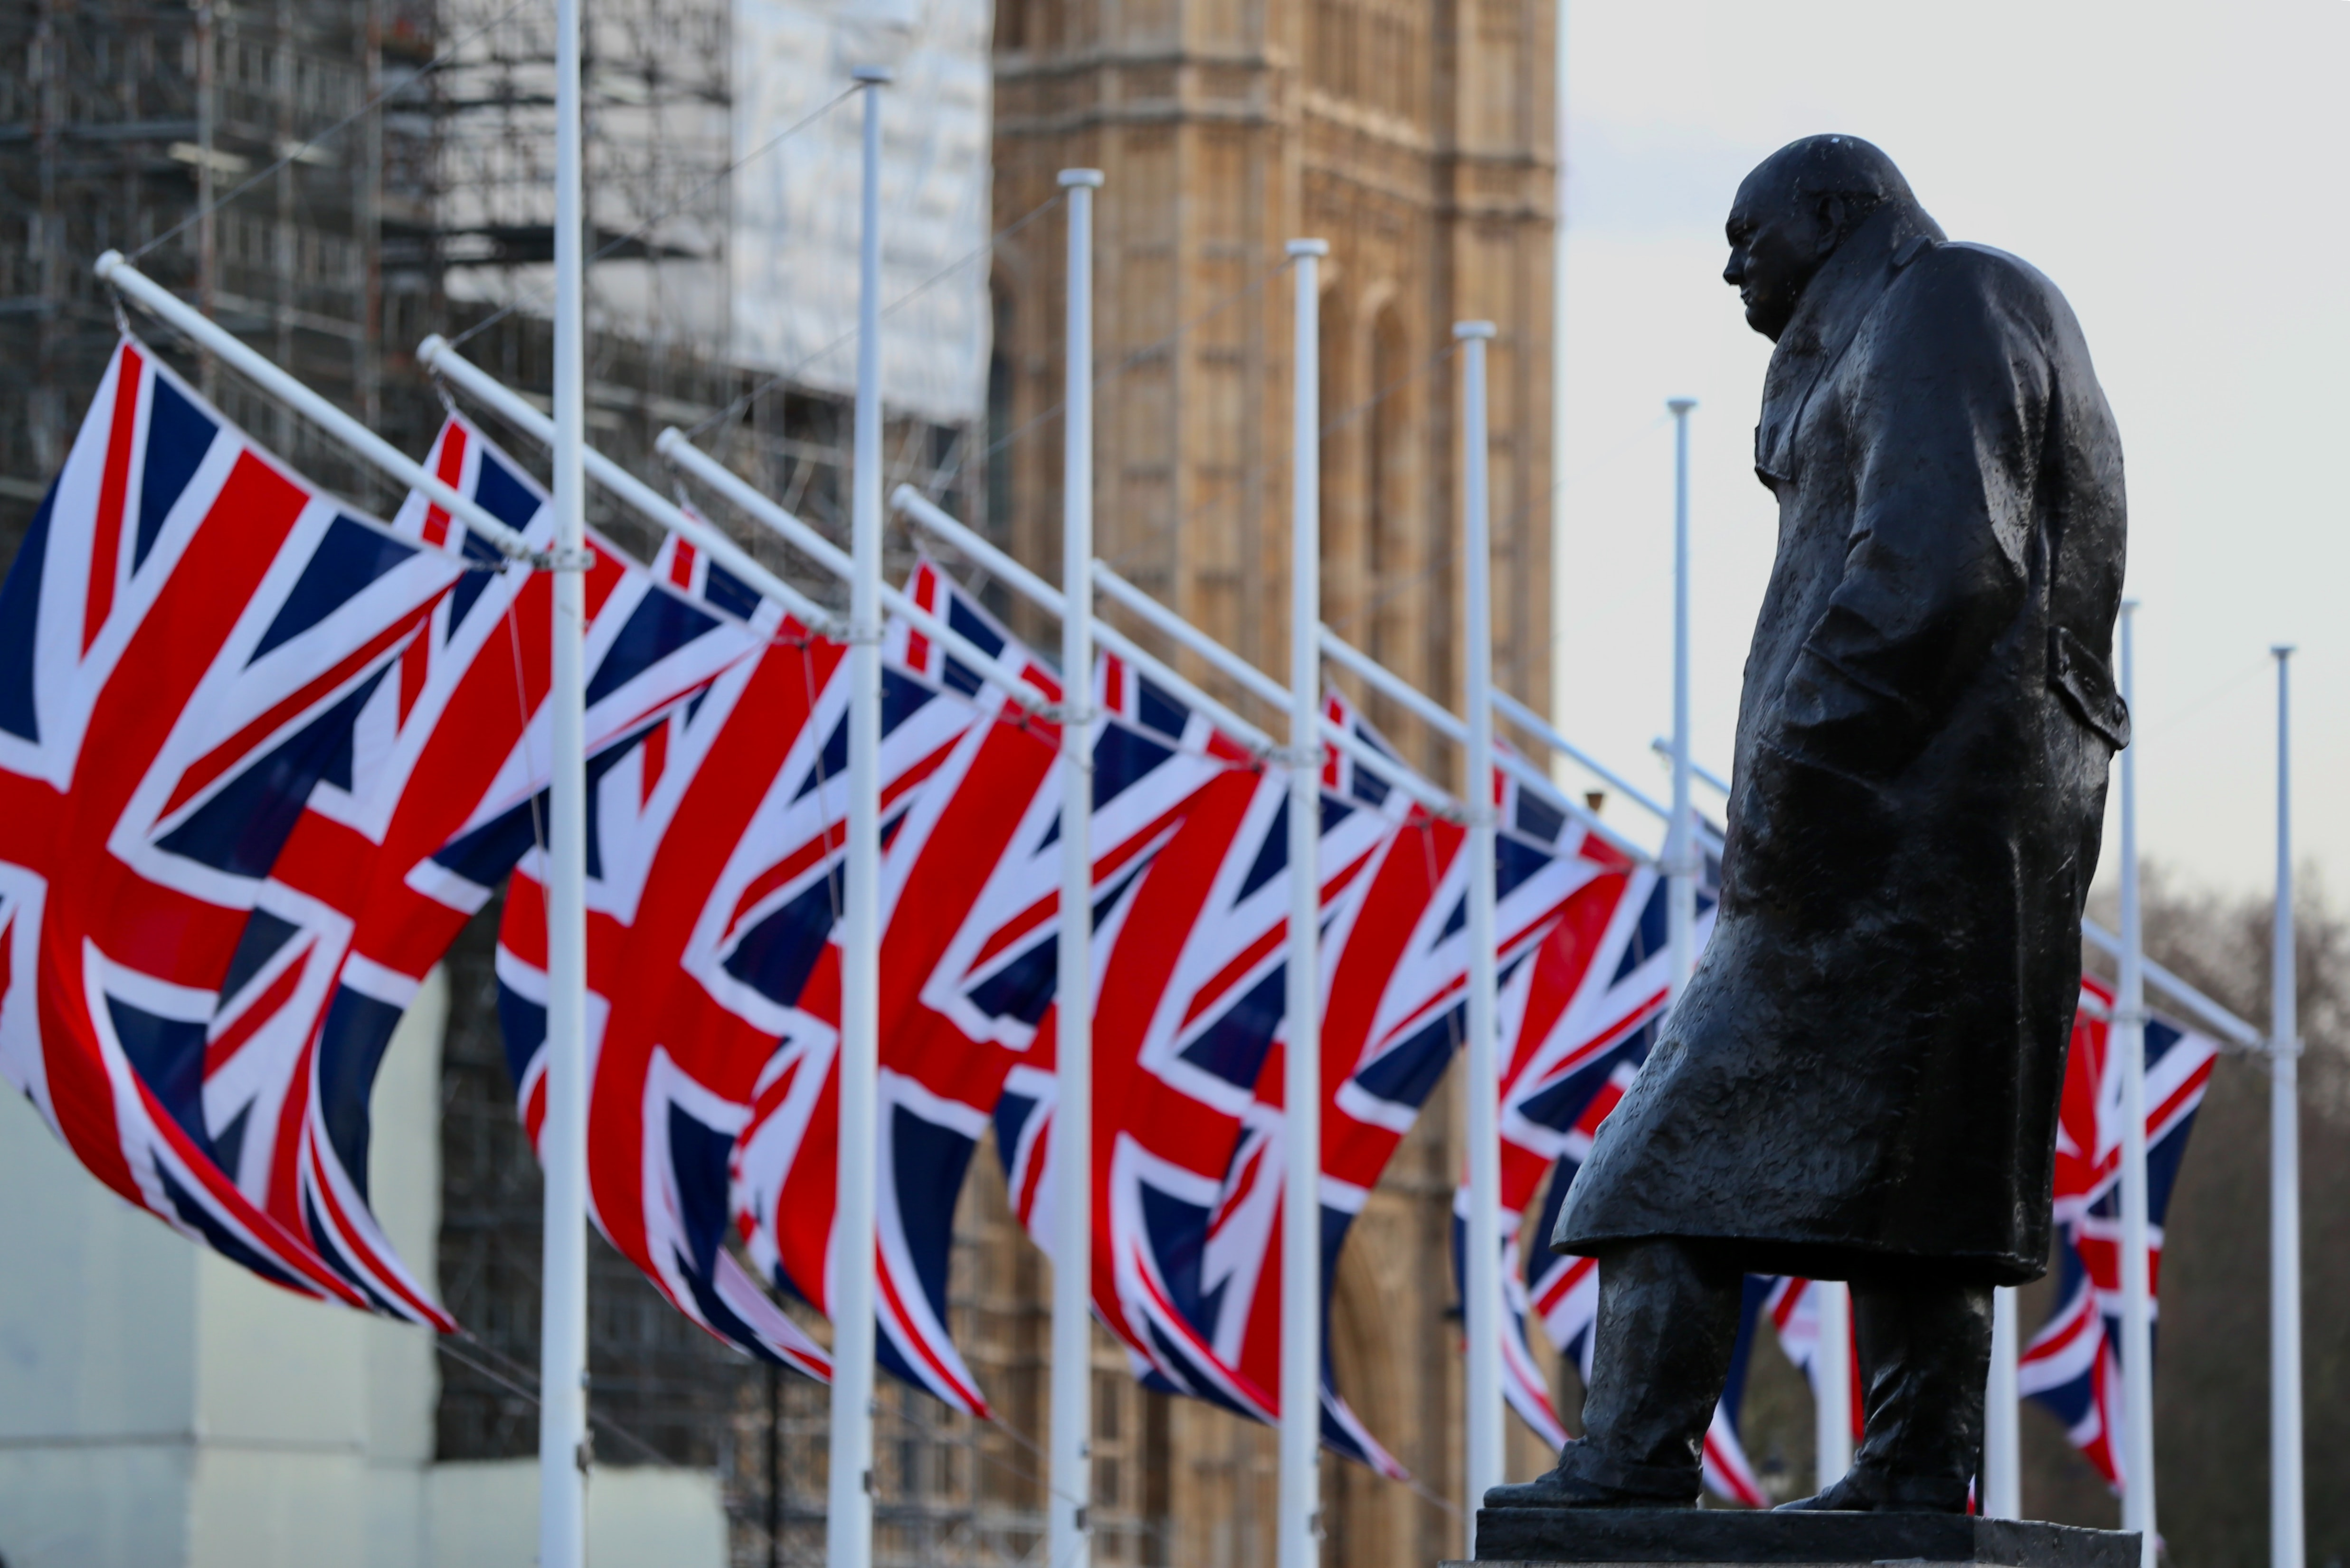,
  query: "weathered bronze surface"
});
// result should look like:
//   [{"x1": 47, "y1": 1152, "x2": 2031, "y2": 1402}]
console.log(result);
[{"x1": 1492, "y1": 134, "x2": 2128, "y2": 1517}]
